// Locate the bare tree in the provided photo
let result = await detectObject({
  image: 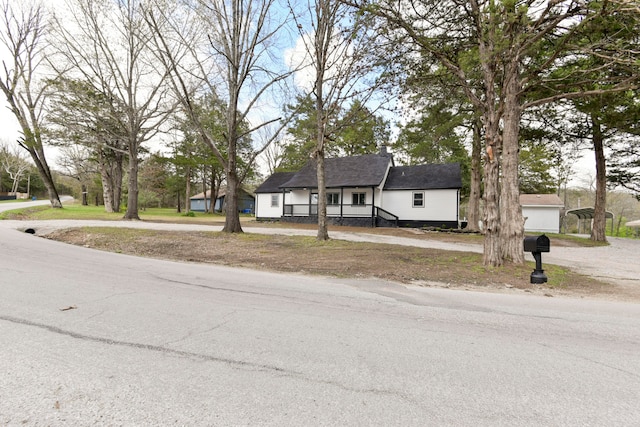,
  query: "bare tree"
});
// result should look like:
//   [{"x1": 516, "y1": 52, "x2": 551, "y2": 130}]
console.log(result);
[
  {"x1": 0, "y1": 140, "x2": 31, "y2": 193},
  {"x1": 56, "y1": 145, "x2": 96, "y2": 206},
  {"x1": 51, "y1": 0, "x2": 172, "y2": 220},
  {"x1": 261, "y1": 135, "x2": 287, "y2": 175},
  {"x1": 290, "y1": 0, "x2": 389, "y2": 240},
  {"x1": 145, "y1": 0, "x2": 294, "y2": 233},
  {"x1": 0, "y1": 0, "x2": 62, "y2": 207}
]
